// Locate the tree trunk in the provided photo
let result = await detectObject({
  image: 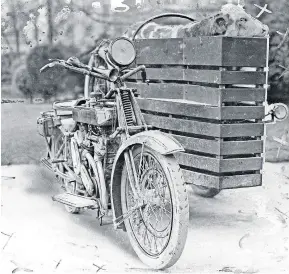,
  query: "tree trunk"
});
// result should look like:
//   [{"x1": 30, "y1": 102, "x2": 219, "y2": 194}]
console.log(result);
[
  {"x1": 9, "y1": 0, "x2": 20, "y2": 55},
  {"x1": 34, "y1": 14, "x2": 39, "y2": 45},
  {"x1": 46, "y1": 0, "x2": 53, "y2": 45},
  {"x1": 102, "y1": 3, "x2": 110, "y2": 35},
  {"x1": 29, "y1": 93, "x2": 33, "y2": 104},
  {"x1": 1, "y1": 33, "x2": 13, "y2": 54}
]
